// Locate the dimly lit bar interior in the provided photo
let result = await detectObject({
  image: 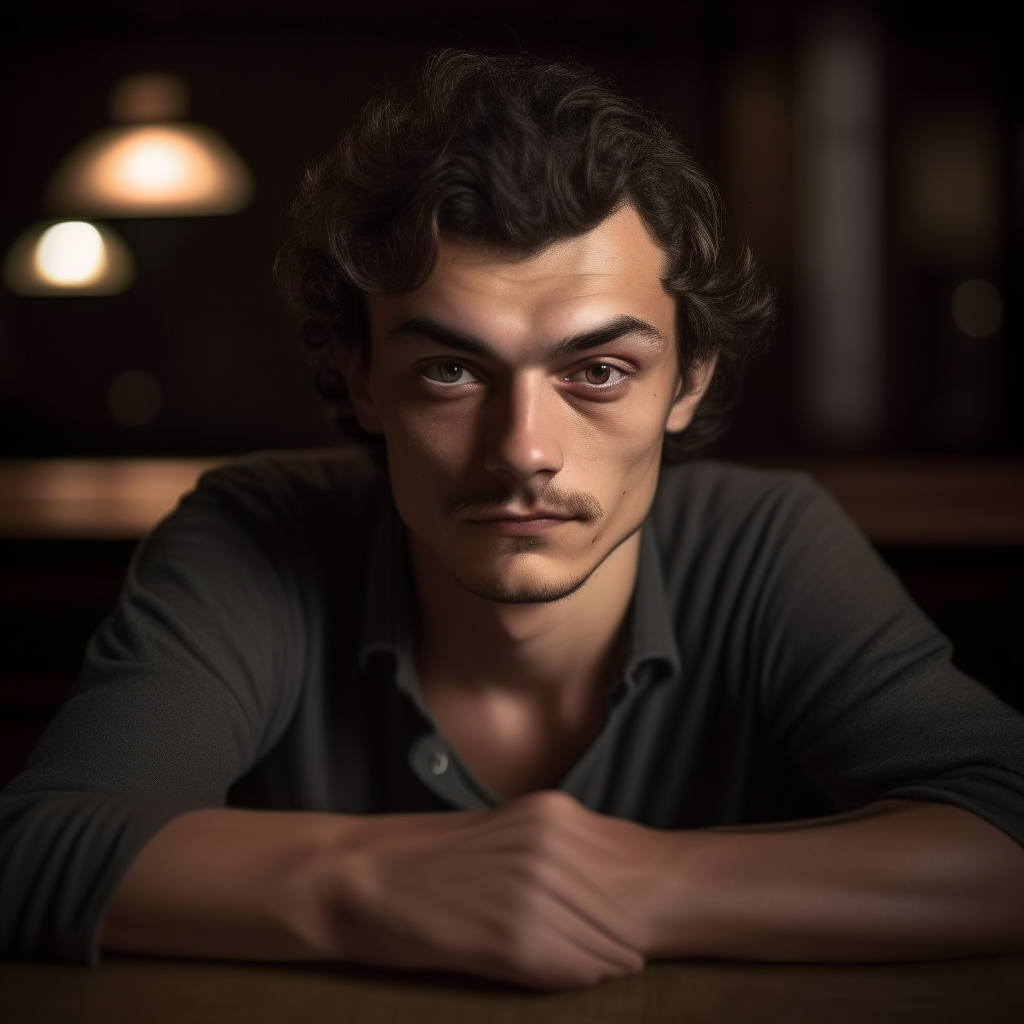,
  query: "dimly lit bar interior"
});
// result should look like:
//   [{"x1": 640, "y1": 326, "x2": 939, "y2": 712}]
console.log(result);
[{"x1": 2, "y1": 1, "x2": 1022, "y2": 1019}]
